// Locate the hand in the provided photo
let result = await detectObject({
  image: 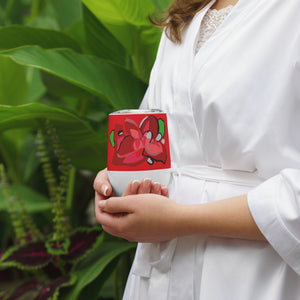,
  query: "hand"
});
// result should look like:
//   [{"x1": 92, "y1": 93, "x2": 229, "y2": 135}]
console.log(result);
[
  {"x1": 93, "y1": 168, "x2": 169, "y2": 201},
  {"x1": 95, "y1": 194, "x2": 183, "y2": 243}
]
